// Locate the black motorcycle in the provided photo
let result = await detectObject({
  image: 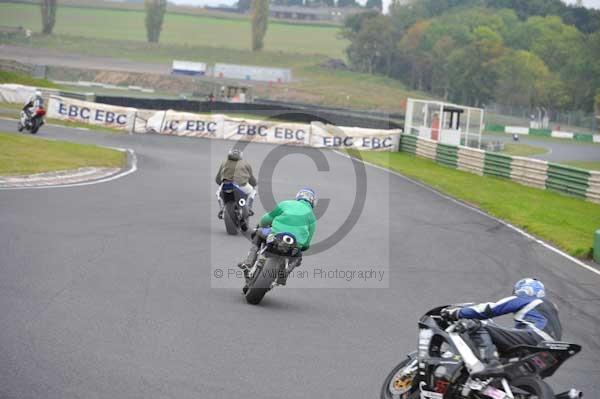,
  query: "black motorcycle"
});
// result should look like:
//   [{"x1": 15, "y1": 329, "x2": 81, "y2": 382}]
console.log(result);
[
  {"x1": 381, "y1": 305, "x2": 582, "y2": 399},
  {"x1": 18, "y1": 106, "x2": 46, "y2": 134},
  {"x1": 242, "y1": 231, "x2": 299, "y2": 305},
  {"x1": 219, "y1": 180, "x2": 251, "y2": 235}
]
